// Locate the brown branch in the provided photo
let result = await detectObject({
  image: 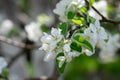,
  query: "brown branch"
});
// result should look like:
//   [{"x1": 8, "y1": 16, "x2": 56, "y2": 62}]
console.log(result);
[
  {"x1": 85, "y1": 0, "x2": 120, "y2": 24},
  {"x1": 0, "y1": 35, "x2": 39, "y2": 49},
  {"x1": 7, "y1": 50, "x2": 25, "y2": 68}
]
